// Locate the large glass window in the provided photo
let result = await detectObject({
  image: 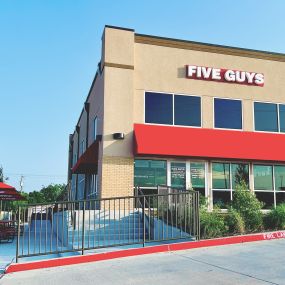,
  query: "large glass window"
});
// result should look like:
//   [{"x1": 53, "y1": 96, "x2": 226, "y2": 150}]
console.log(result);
[
  {"x1": 231, "y1": 163, "x2": 249, "y2": 189},
  {"x1": 254, "y1": 102, "x2": 278, "y2": 132},
  {"x1": 134, "y1": 159, "x2": 167, "y2": 187},
  {"x1": 171, "y1": 162, "x2": 186, "y2": 188},
  {"x1": 190, "y1": 162, "x2": 205, "y2": 196},
  {"x1": 274, "y1": 165, "x2": 285, "y2": 191},
  {"x1": 145, "y1": 92, "x2": 173, "y2": 125},
  {"x1": 279, "y1": 104, "x2": 285, "y2": 133},
  {"x1": 174, "y1": 95, "x2": 201, "y2": 127},
  {"x1": 212, "y1": 162, "x2": 249, "y2": 208},
  {"x1": 212, "y1": 163, "x2": 230, "y2": 189},
  {"x1": 214, "y1": 98, "x2": 242, "y2": 129},
  {"x1": 254, "y1": 165, "x2": 273, "y2": 190}
]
